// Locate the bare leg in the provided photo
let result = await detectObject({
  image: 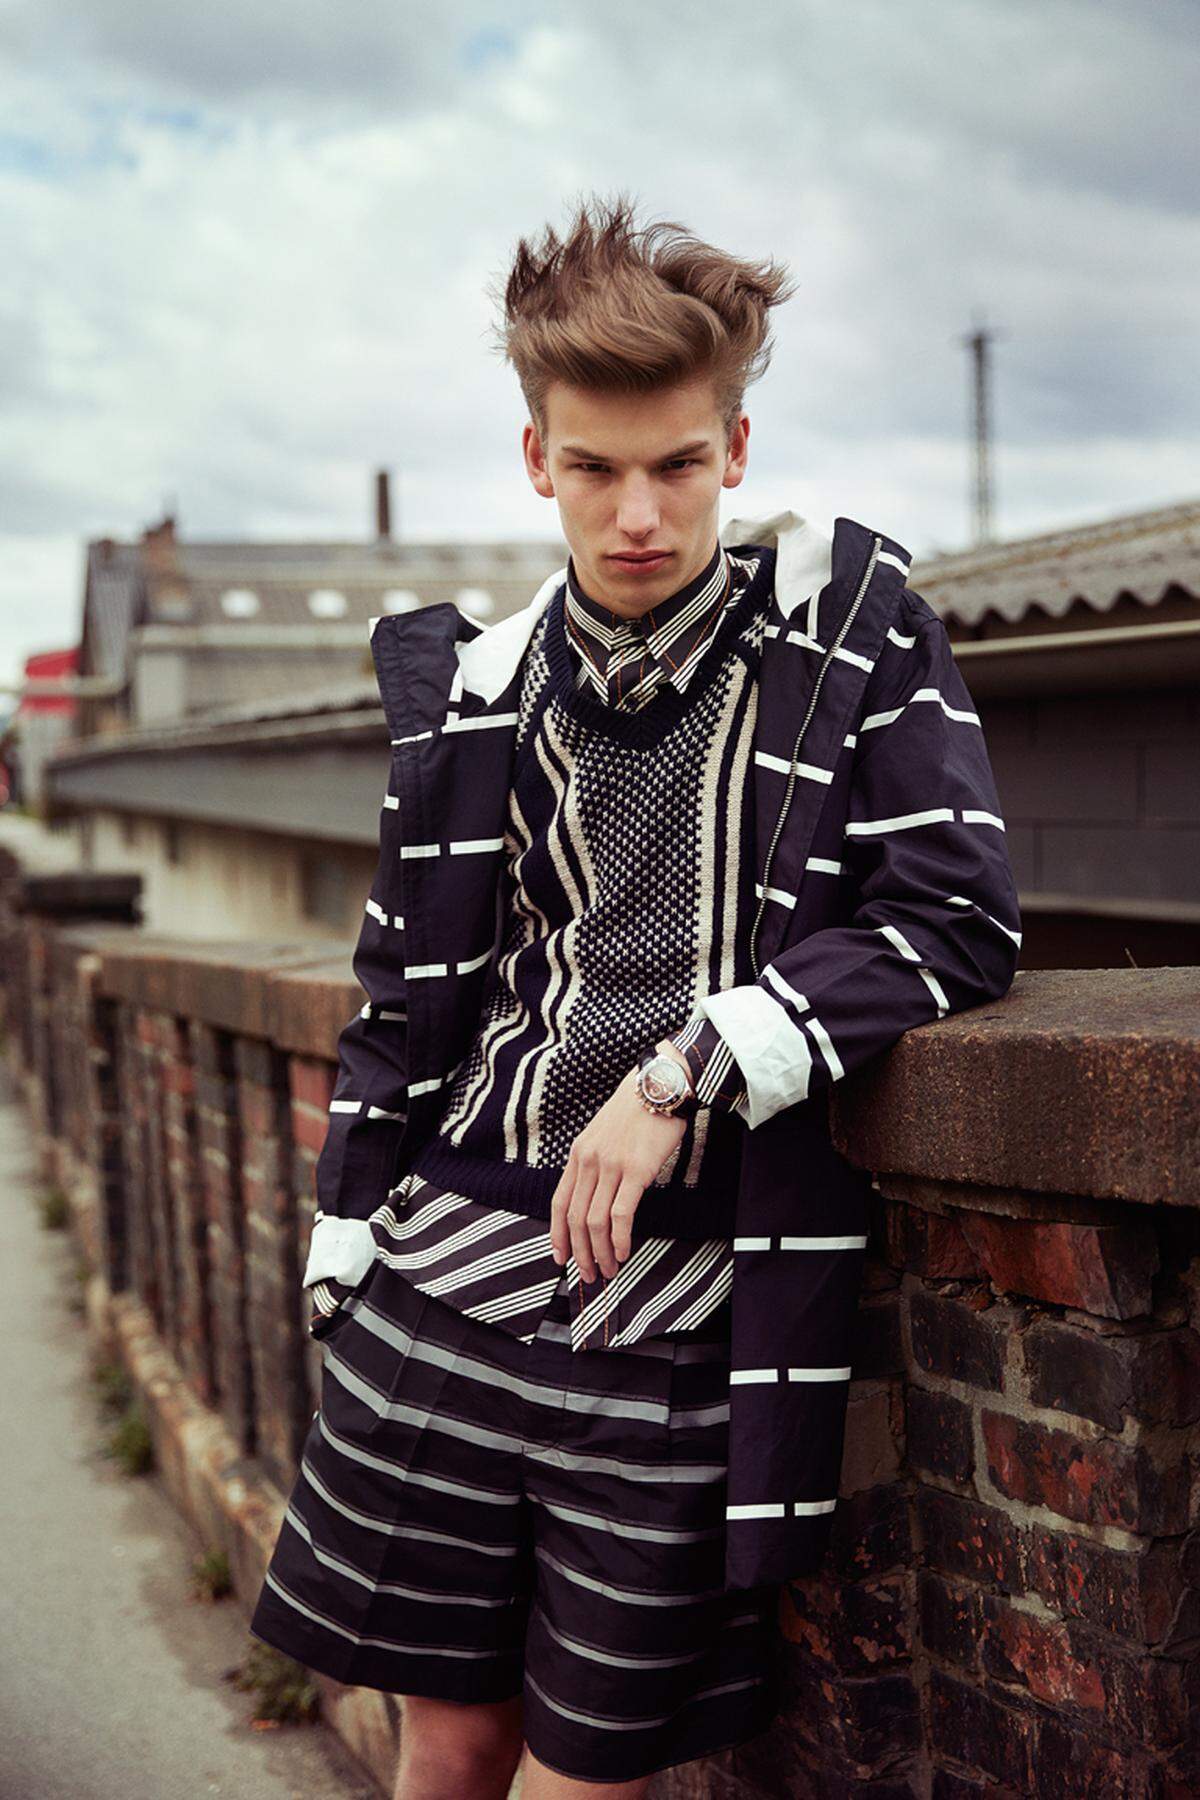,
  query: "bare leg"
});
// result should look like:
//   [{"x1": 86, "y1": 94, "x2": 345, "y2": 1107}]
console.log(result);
[
  {"x1": 519, "y1": 1746, "x2": 653, "y2": 1800},
  {"x1": 392, "y1": 1693, "x2": 525, "y2": 1800}
]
